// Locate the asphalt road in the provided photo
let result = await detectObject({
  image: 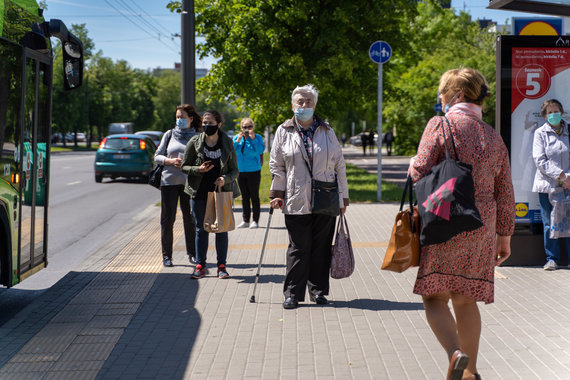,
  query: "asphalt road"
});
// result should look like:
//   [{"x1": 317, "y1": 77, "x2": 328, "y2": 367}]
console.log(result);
[{"x1": 0, "y1": 151, "x2": 160, "y2": 325}]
